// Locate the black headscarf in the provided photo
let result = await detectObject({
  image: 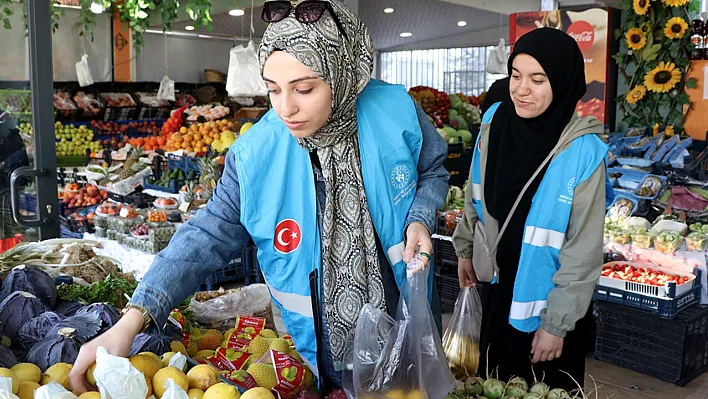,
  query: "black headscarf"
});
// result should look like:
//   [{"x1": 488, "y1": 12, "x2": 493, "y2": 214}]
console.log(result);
[
  {"x1": 481, "y1": 77, "x2": 510, "y2": 115},
  {"x1": 485, "y1": 28, "x2": 586, "y2": 222}
]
